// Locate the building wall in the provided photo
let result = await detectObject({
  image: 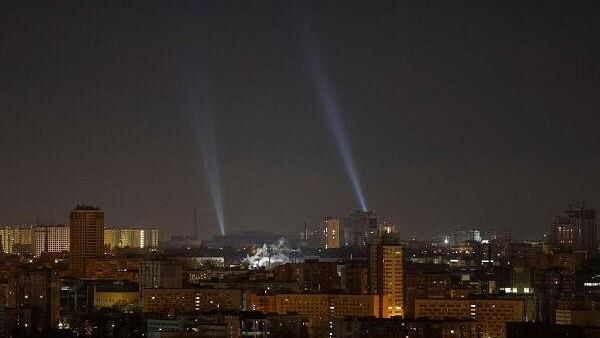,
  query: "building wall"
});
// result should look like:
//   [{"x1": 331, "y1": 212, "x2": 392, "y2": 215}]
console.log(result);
[
  {"x1": 69, "y1": 208, "x2": 104, "y2": 277},
  {"x1": 246, "y1": 294, "x2": 277, "y2": 313},
  {"x1": 11, "y1": 266, "x2": 60, "y2": 334},
  {"x1": 301, "y1": 260, "x2": 339, "y2": 291},
  {"x1": 0, "y1": 228, "x2": 32, "y2": 254},
  {"x1": 322, "y1": 218, "x2": 340, "y2": 249},
  {"x1": 535, "y1": 268, "x2": 576, "y2": 323},
  {"x1": 139, "y1": 261, "x2": 183, "y2": 291},
  {"x1": 142, "y1": 288, "x2": 241, "y2": 313},
  {"x1": 405, "y1": 270, "x2": 451, "y2": 318},
  {"x1": 335, "y1": 318, "x2": 482, "y2": 338},
  {"x1": 369, "y1": 242, "x2": 404, "y2": 317},
  {"x1": 142, "y1": 289, "x2": 196, "y2": 313},
  {"x1": 103, "y1": 229, "x2": 117, "y2": 249},
  {"x1": 555, "y1": 309, "x2": 600, "y2": 326},
  {"x1": 94, "y1": 291, "x2": 139, "y2": 309},
  {"x1": 343, "y1": 264, "x2": 369, "y2": 294},
  {"x1": 415, "y1": 298, "x2": 527, "y2": 338},
  {"x1": 85, "y1": 257, "x2": 140, "y2": 282},
  {"x1": 104, "y1": 228, "x2": 159, "y2": 249},
  {"x1": 32, "y1": 225, "x2": 69, "y2": 257},
  {"x1": 246, "y1": 293, "x2": 381, "y2": 337},
  {"x1": 344, "y1": 210, "x2": 378, "y2": 247},
  {"x1": 193, "y1": 289, "x2": 242, "y2": 312},
  {"x1": 551, "y1": 203, "x2": 597, "y2": 256}
]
